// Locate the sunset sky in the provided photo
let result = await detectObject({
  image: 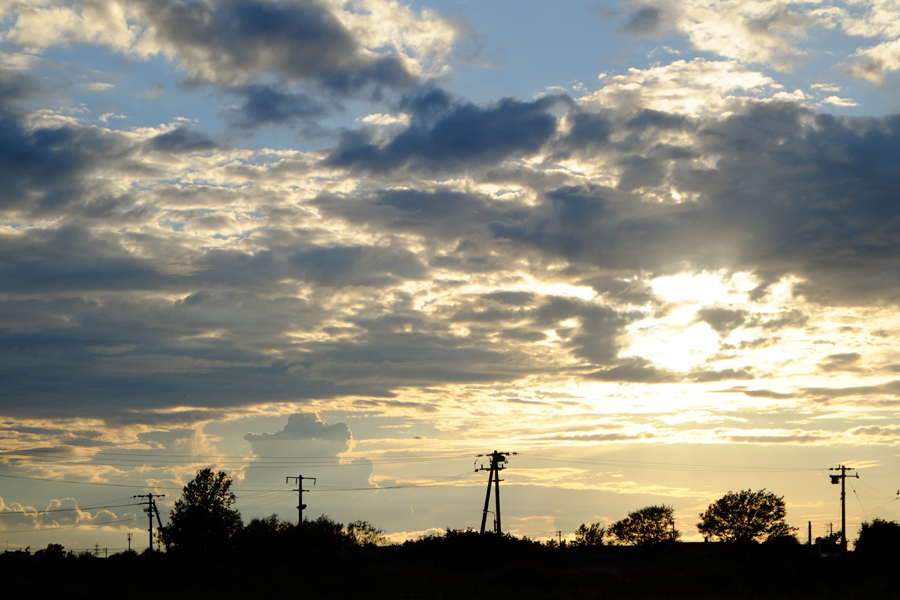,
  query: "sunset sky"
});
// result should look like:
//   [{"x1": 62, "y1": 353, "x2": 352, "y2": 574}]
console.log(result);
[{"x1": 3, "y1": 0, "x2": 900, "y2": 552}]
